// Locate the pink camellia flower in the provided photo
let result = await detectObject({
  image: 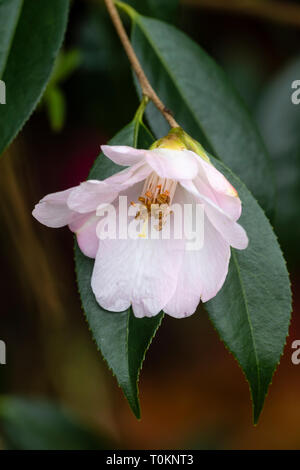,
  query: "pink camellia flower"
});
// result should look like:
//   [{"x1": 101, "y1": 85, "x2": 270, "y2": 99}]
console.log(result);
[{"x1": 33, "y1": 137, "x2": 248, "y2": 318}]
